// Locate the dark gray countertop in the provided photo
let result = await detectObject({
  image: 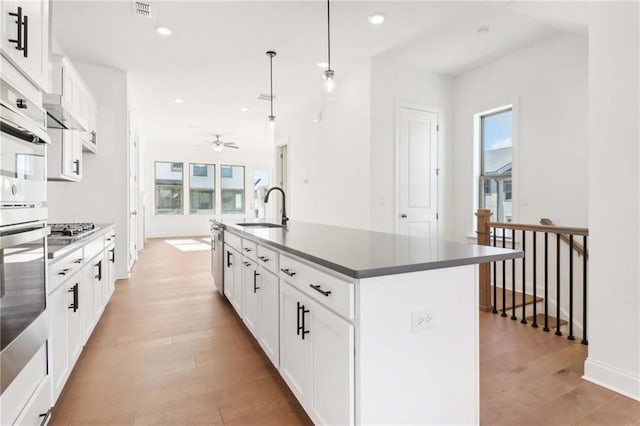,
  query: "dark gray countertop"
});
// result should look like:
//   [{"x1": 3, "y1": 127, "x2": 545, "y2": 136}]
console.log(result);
[
  {"x1": 216, "y1": 220, "x2": 522, "y2": 279},
  {"x1": 48, "y1": 223, "x2": 115, "y2": 260}
]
